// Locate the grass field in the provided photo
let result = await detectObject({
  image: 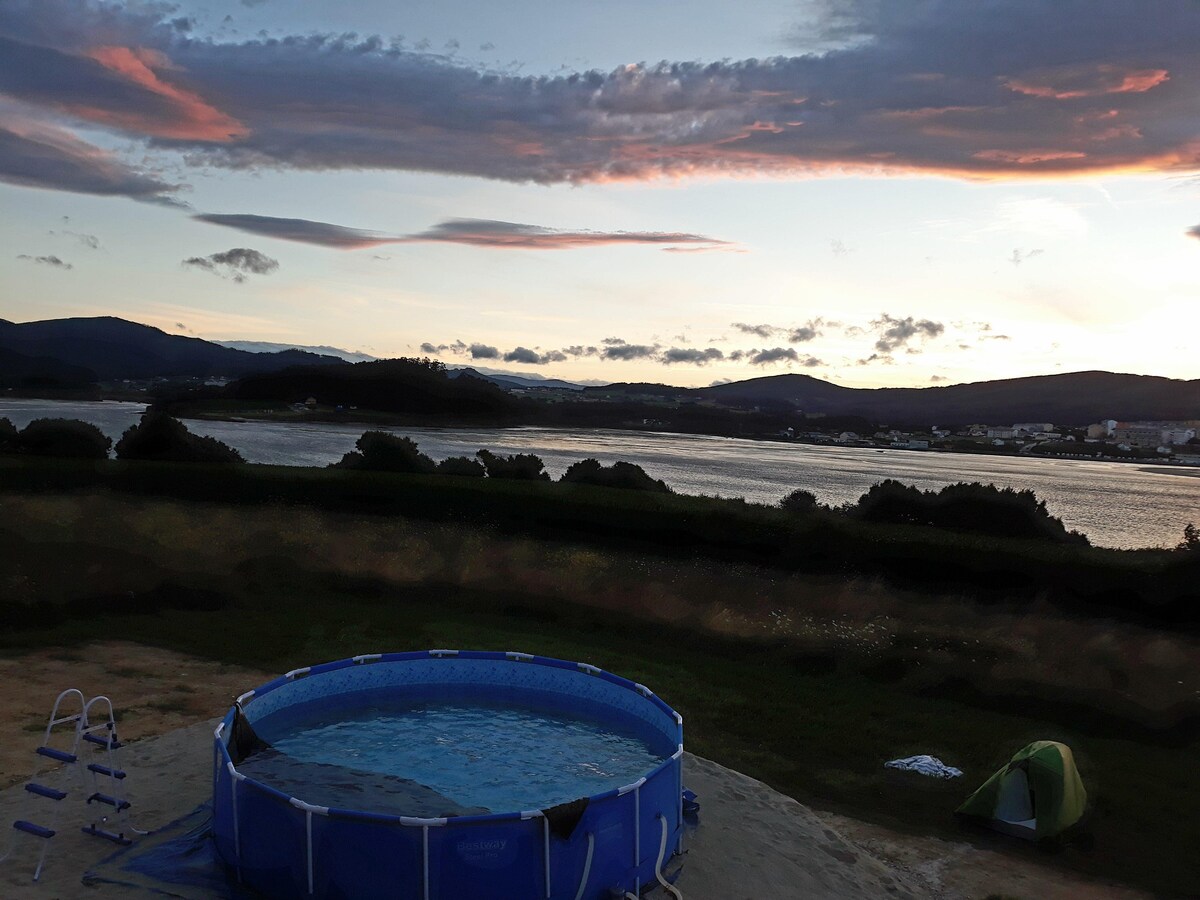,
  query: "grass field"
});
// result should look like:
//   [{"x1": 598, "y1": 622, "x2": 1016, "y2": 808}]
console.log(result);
[{"x1": 1, "y1": 483, "x2": 1198, "y2": 894}]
